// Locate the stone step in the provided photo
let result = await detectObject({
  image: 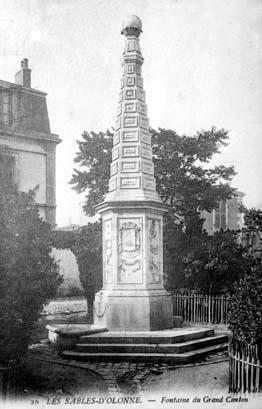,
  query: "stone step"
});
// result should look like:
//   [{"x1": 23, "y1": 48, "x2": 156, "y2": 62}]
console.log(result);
[
  {"x1": 46, "y1": 324, "x2": 108, "y2": 348},
  {"x1": 62, "y1": 342, "x2": 228, "y2": 363},
  {"x1": 79, "y1": 329, "x2": 215, "y2": 345},
  {"x1": 75, "y1": 334, "x2": 228, "y2": 354}
]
